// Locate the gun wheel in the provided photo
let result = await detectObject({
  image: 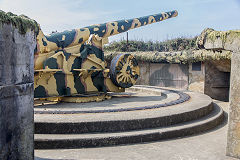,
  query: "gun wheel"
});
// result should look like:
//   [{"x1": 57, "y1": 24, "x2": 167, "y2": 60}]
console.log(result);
[{"x1": 110, "y1": 53, "x2": 140, "y2": 88}]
